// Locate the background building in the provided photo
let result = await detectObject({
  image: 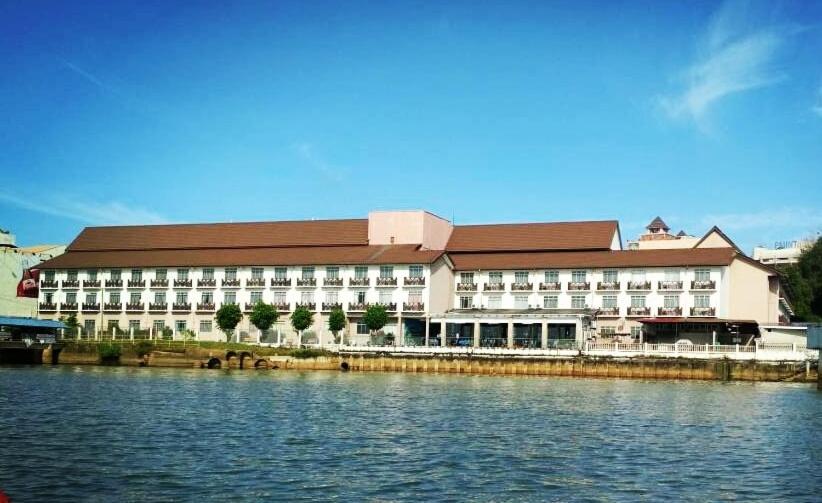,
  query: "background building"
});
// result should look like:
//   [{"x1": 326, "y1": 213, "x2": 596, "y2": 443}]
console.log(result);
[{"x1": 0, "y1": 228, "x2": 65, "y2": 317}]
